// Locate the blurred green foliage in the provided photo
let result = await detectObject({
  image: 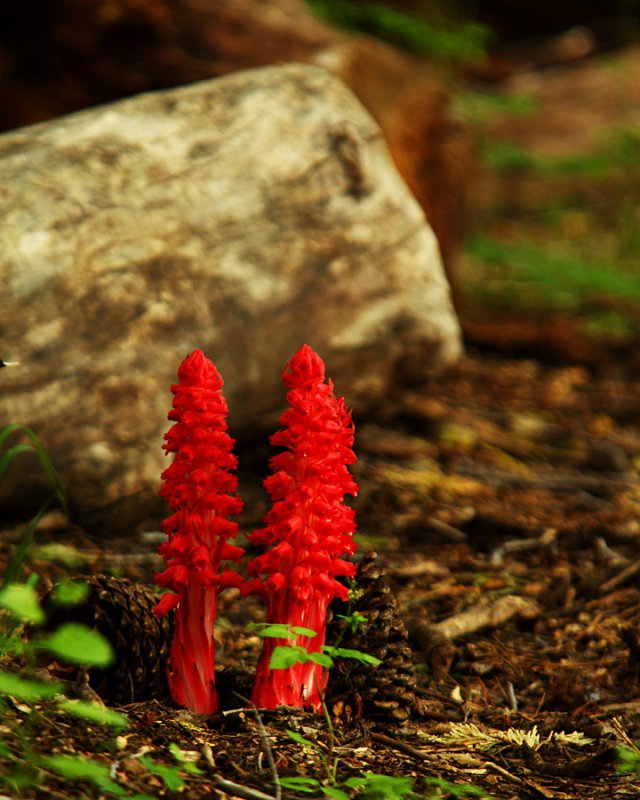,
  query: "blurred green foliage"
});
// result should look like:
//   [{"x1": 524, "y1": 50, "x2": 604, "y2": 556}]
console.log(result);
[
  {"x1": 466, "y1": 224, "x2": 640, "y2": 335},
  {"x1": 456, "y1": 90, "x2": 539, "y2": 123},
  {"x1": 468, "y1": 236, "x2": 640, "y2": 313},
  {"x1": 481, "y1": 127, "x2": 640, "y2": 178},
  {"x1": 460, "y1": 74, "x2": 640, "y2": 333},
  {"x1": 305, "y1": 0, "x2": 492, "y2": 62}
]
